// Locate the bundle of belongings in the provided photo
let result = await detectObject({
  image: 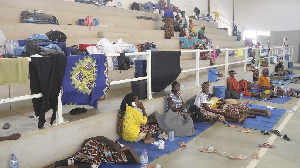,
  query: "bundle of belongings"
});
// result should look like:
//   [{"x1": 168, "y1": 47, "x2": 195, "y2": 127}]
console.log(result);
[
  {"x1": 21, "y1": 10, "x2": 58, "y2": 25},
  {"x1": 75, "y1": 0, "x2": 113, "y2": 6},
  {"x1": 25, "y1": 30, "x2": 67, "y2": 57},
  {"x1": 137, "y1": 42, "x2": 157, "y2": 52},
  {"x1": 0, "y1": 30, "x2": 67, "y2": 58}
]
